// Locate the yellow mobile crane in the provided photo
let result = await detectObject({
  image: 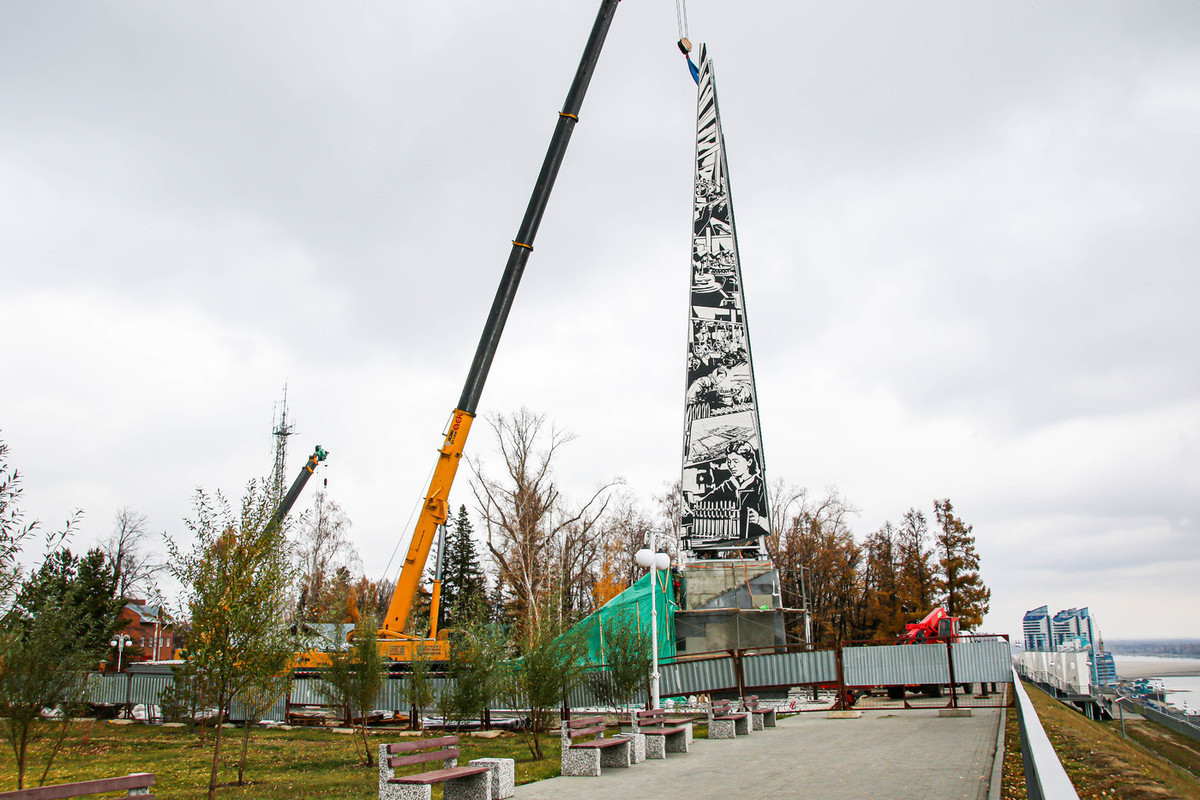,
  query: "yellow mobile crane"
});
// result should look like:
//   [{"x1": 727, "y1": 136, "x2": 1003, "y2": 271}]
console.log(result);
[{"x1": 309, "y1": 0, "x2": 627, "y2": 667}]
